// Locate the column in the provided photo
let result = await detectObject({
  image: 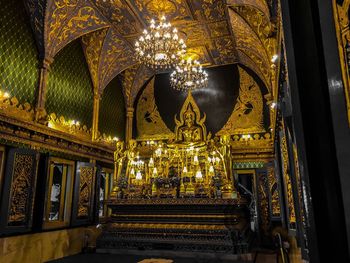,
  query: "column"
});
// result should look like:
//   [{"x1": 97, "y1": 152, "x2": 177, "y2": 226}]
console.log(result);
[
  {"x1": 125, "y1": 107, "x2": 134, "y2": 142},
  {"x1": 35, "y1": 57, "x2": 53, "y2": 122},
  {"x1": 92, "y1": 92, "x2": 100, "y2": 141}
]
